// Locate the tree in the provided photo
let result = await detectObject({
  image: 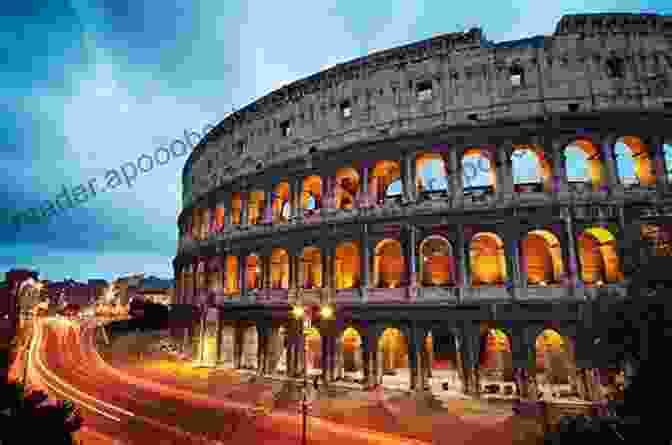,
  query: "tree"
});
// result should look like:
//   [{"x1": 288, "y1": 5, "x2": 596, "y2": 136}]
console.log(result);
[{"x1": 0, "y1": 381, "x2": 83, "y2": 445}]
